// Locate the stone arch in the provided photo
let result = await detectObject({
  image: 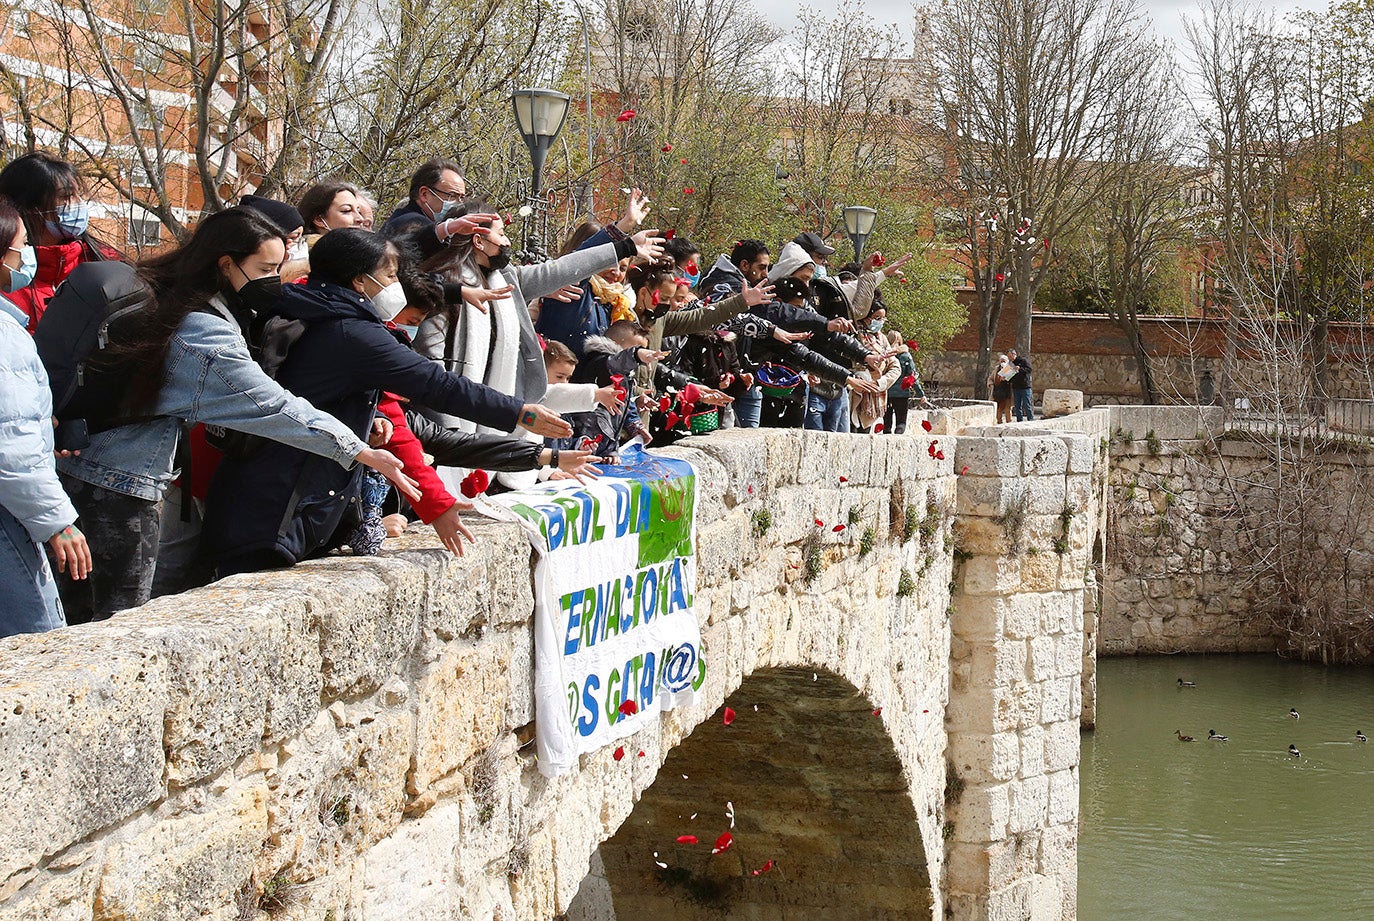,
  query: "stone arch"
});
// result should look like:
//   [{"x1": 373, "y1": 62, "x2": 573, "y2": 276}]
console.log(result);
[{"x1": 566, "y1": 666, "x2": 934, "y2": 920}]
